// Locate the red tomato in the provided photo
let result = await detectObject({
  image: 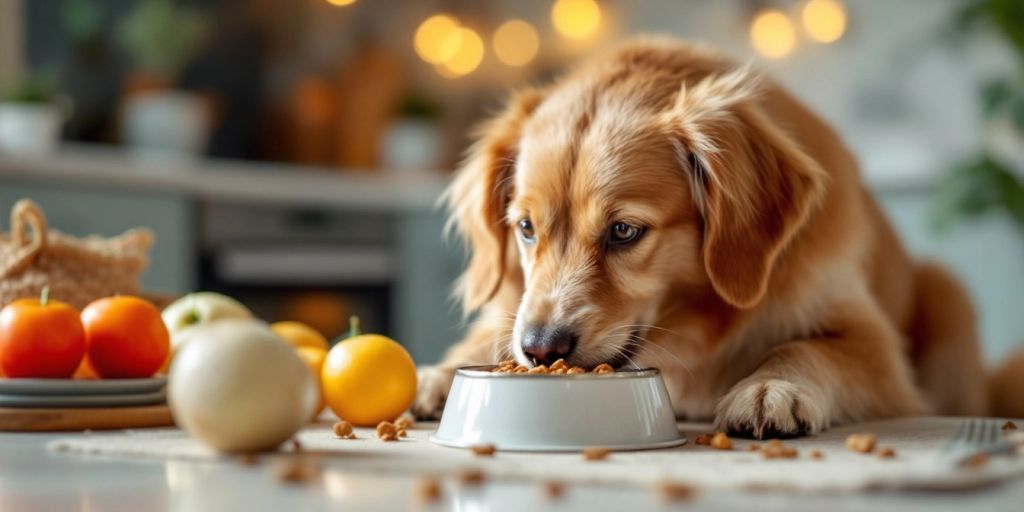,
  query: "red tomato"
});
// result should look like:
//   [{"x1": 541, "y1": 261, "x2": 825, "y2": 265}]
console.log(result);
[
  {"x1": 0, "y1": 289, "x2": 86, "y2": 378},
  {"x1": 81, "y1": 296, "x2": 169, "y2": 379}
]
